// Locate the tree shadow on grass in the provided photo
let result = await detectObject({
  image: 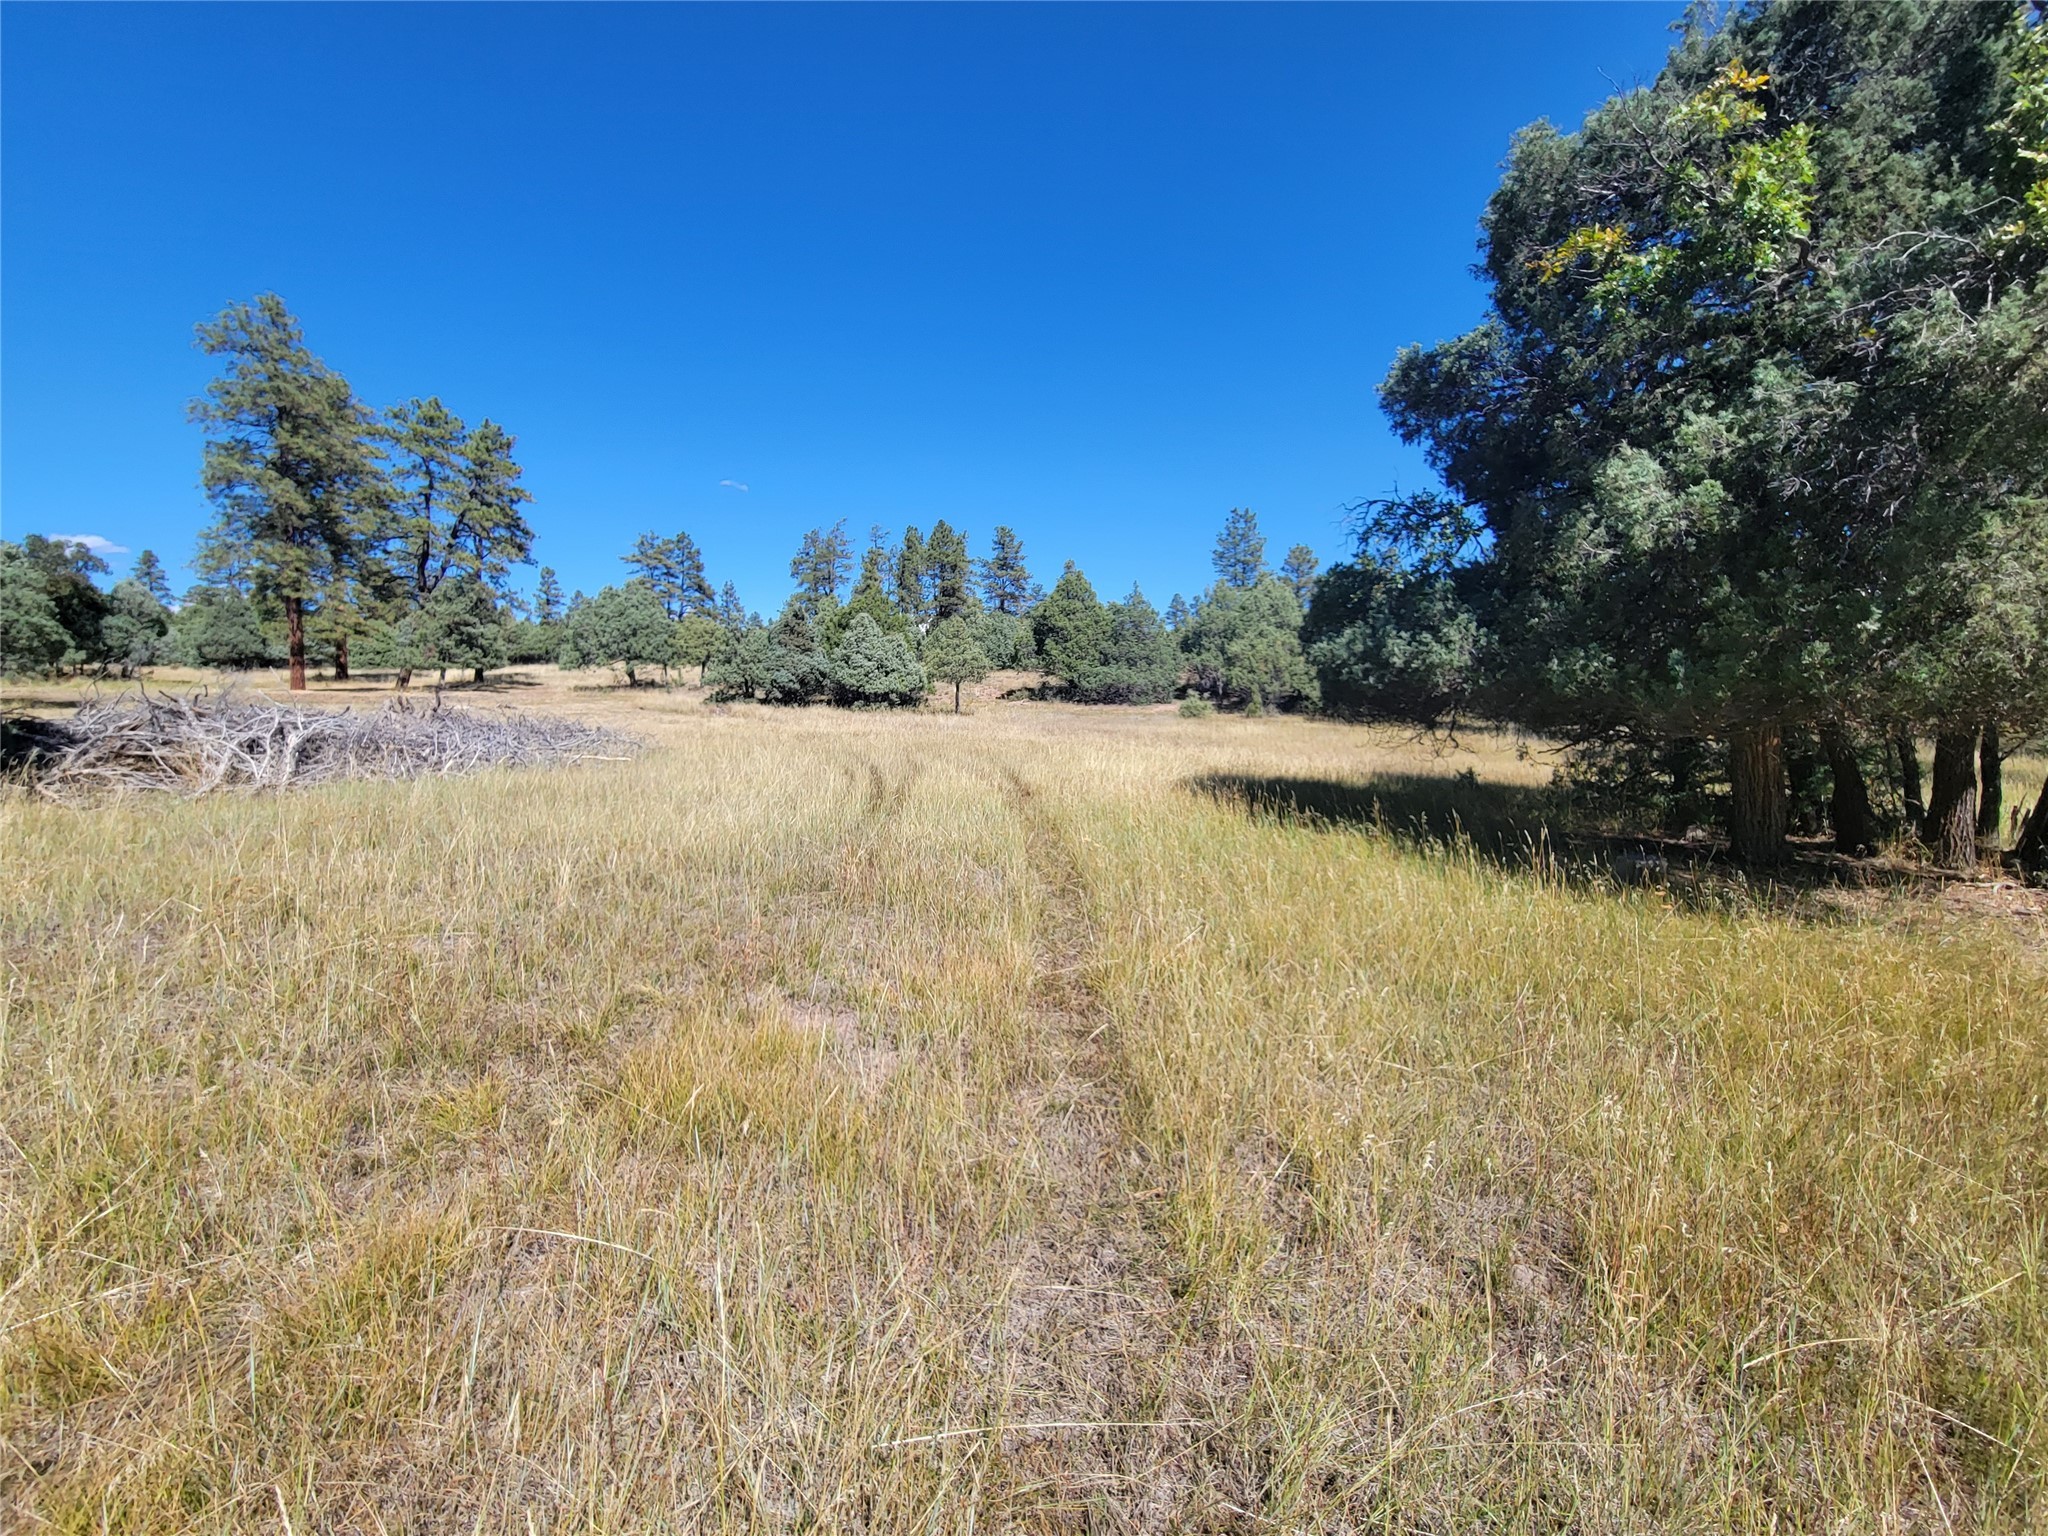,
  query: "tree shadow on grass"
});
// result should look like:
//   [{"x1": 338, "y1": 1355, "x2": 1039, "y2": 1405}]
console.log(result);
[{"x1": 1186, "y1": 771, "x2": 1972, "y2": 915}]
